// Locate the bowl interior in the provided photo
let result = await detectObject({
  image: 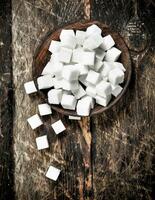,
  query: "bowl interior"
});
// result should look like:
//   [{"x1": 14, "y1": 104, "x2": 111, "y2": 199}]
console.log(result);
[{"x1": 33, "y1": 21, "x2": 132, "y2": 116}]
